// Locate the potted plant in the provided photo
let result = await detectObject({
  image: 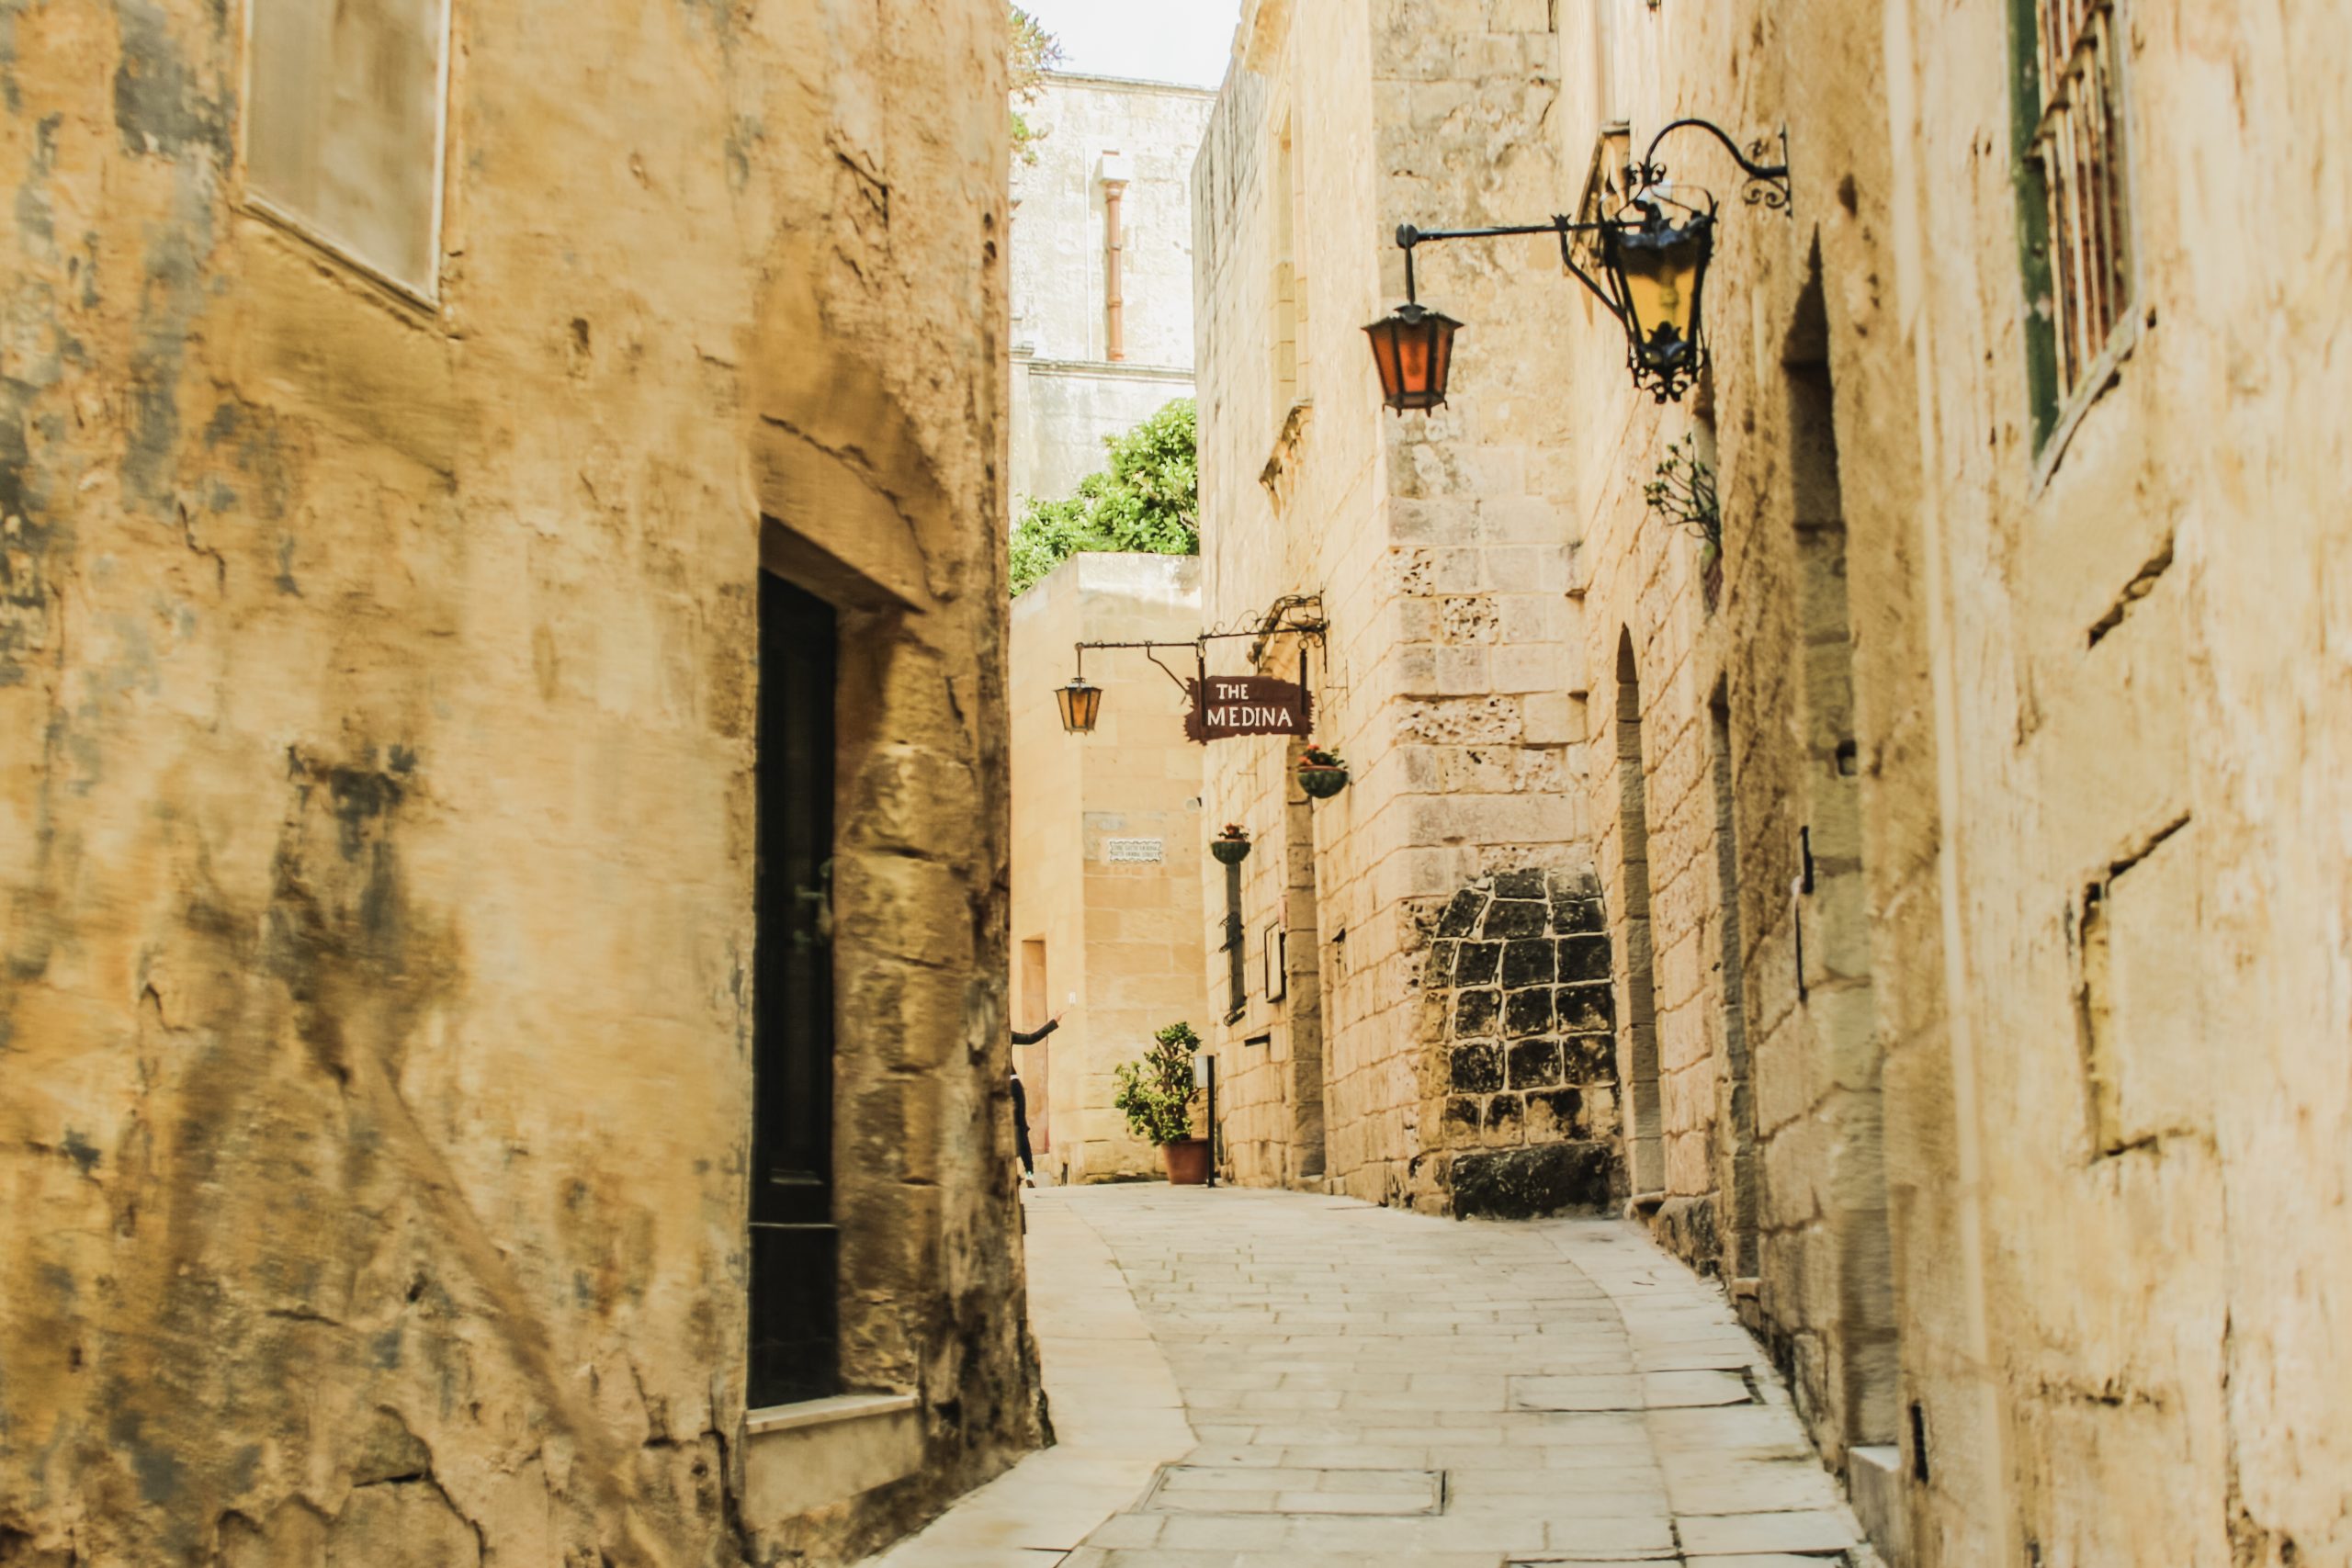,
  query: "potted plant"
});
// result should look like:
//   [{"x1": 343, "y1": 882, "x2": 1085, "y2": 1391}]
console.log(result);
[
  {"x1": 1296, "y1": 746, "x2": 1350, "y2": 799},
  {"x1": 1114, "y1": 1022, "x2": 1210, "y2": 1184},
  {"x1": 1209, "y1": 823, "x2": 1253, "y2": 865}
]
